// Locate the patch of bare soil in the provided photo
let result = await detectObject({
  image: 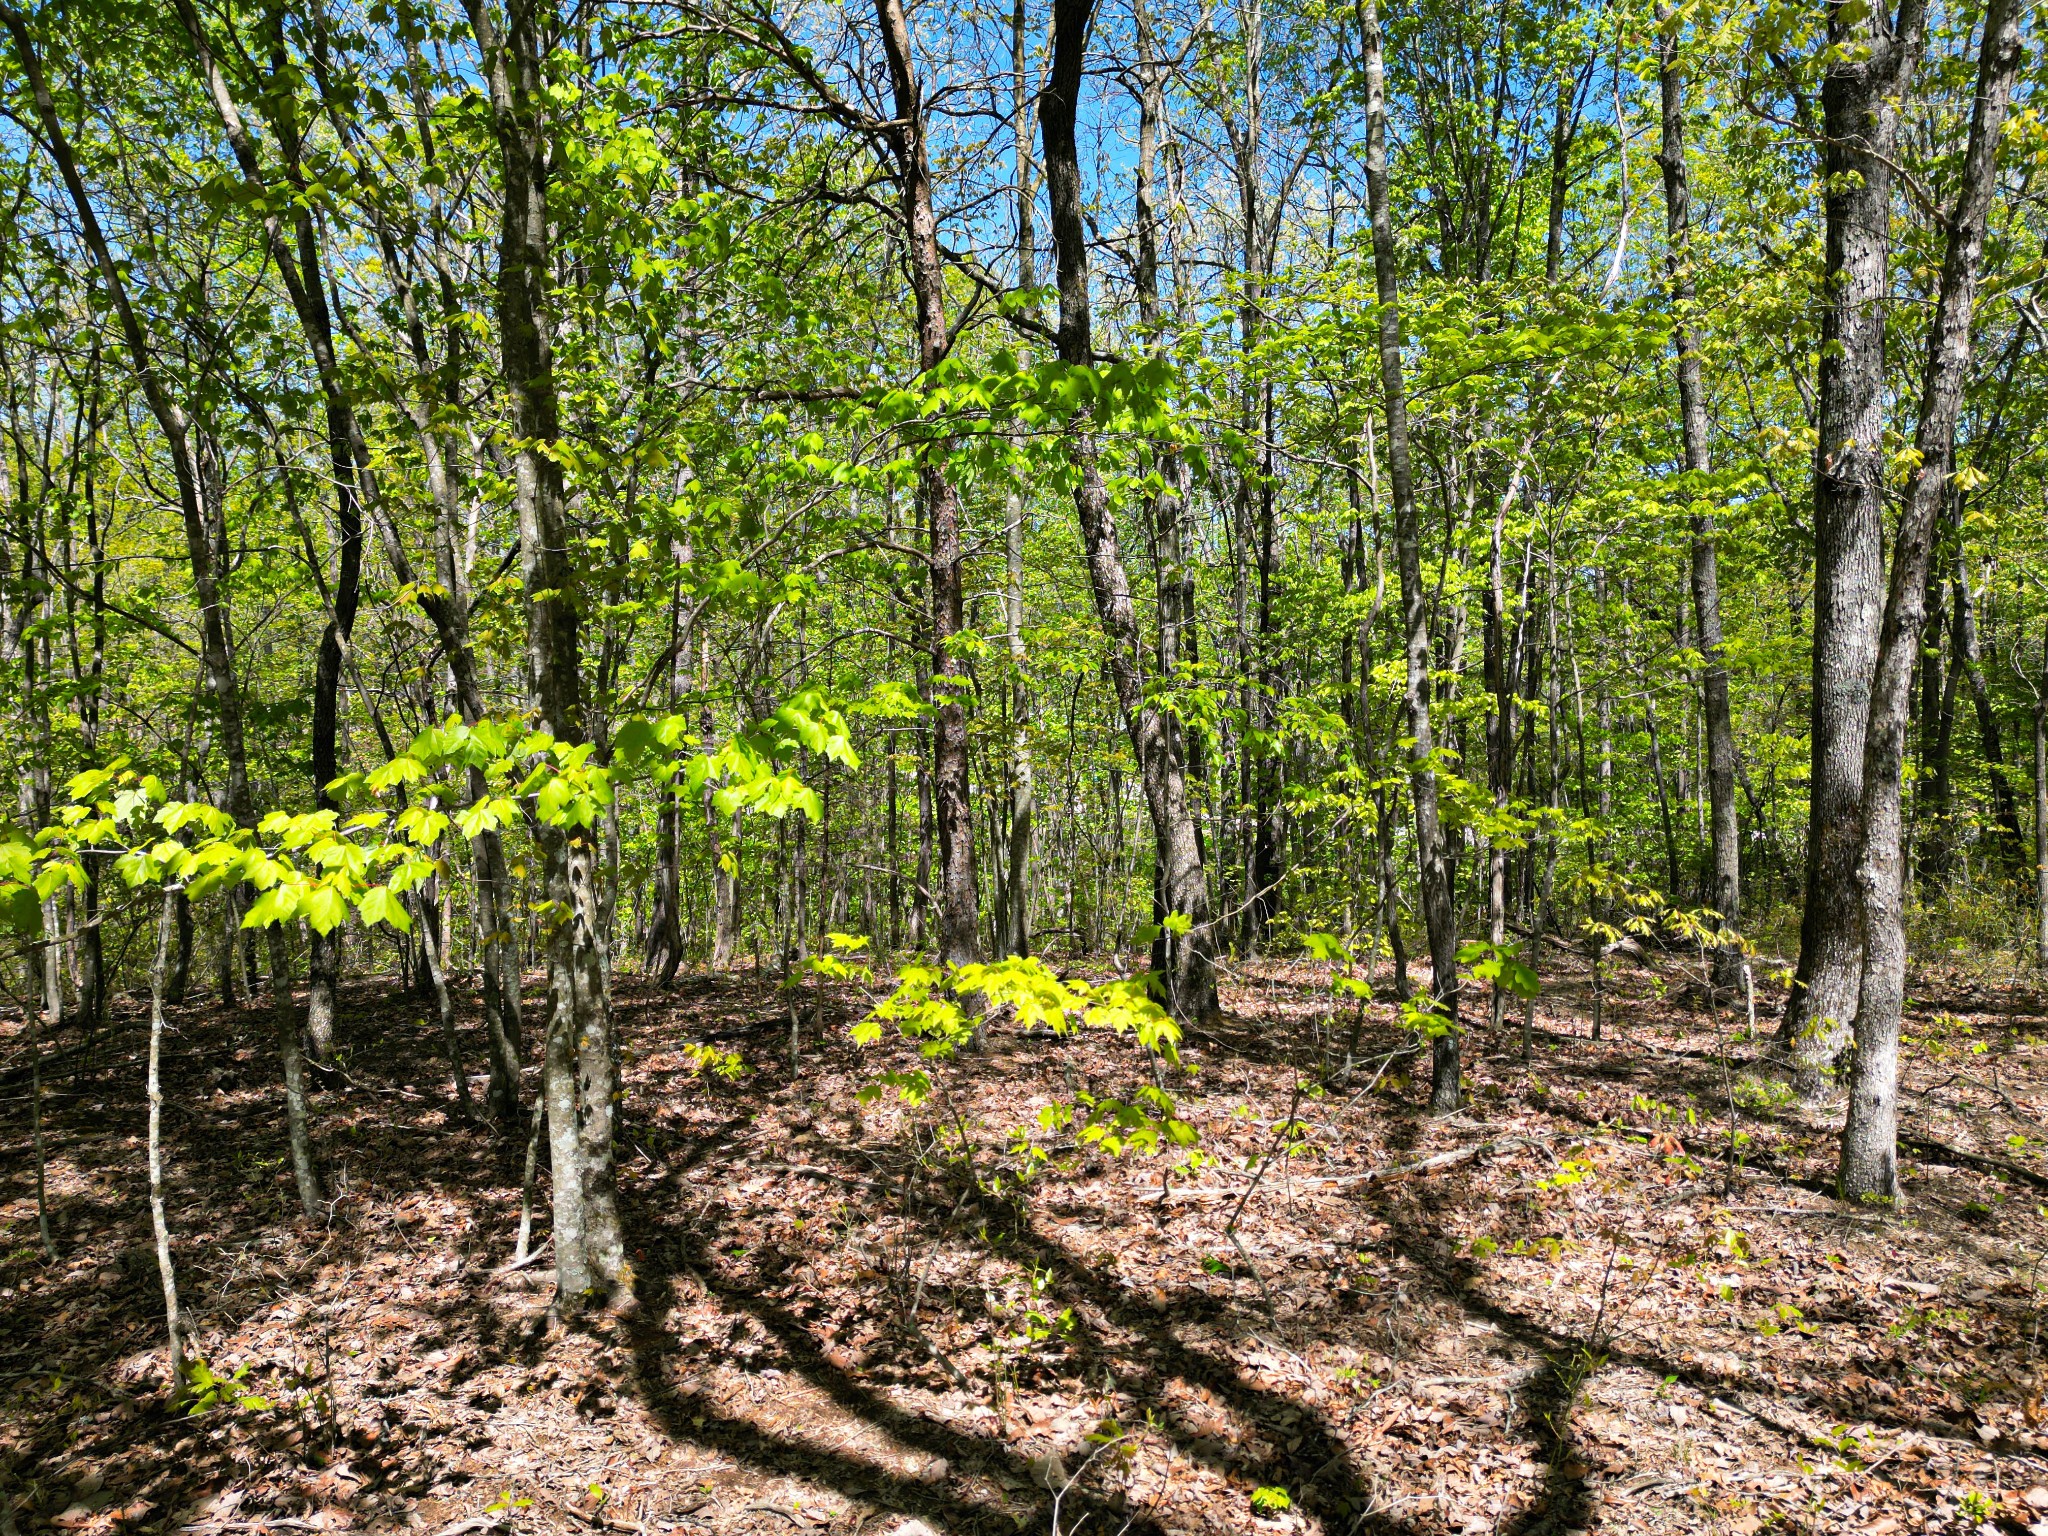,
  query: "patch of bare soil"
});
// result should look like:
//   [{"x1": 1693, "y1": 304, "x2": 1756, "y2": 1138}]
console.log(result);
[{"x1": 6, "y1": 943, "x2": 2048, "y2": 1536}]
